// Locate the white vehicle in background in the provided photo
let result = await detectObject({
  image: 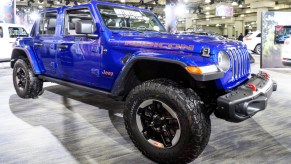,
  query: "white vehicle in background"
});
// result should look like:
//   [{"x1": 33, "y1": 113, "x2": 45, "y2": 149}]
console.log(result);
[
  {"x1": 0, "y1": 23, "x2": 29, "y2": 62},
  {"x1": 282, "y1": 37, "x2": 291, "y2": 66},
  {"x1": 243, "y1": 31, "x2": 261, "y2": 54}
]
